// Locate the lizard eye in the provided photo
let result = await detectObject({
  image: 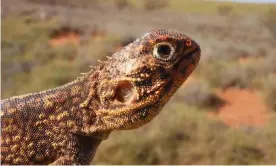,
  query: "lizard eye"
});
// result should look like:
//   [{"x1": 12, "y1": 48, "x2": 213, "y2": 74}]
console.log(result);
[{"x1": 153, "y1": 42, "x2": 175, "y2": 61}]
